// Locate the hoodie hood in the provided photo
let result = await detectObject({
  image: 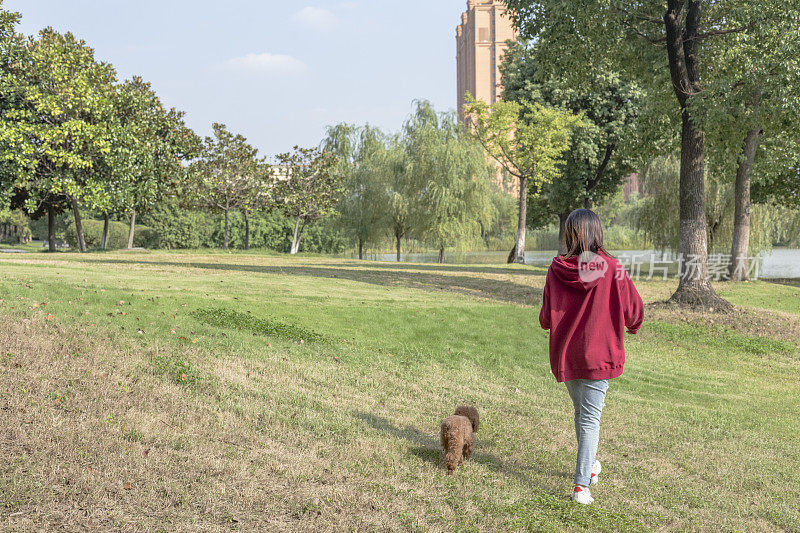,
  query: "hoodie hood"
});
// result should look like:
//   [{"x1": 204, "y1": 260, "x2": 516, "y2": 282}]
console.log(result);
[{"x1": 550, "y1": 253, "x2": 611, "y2": 291}]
